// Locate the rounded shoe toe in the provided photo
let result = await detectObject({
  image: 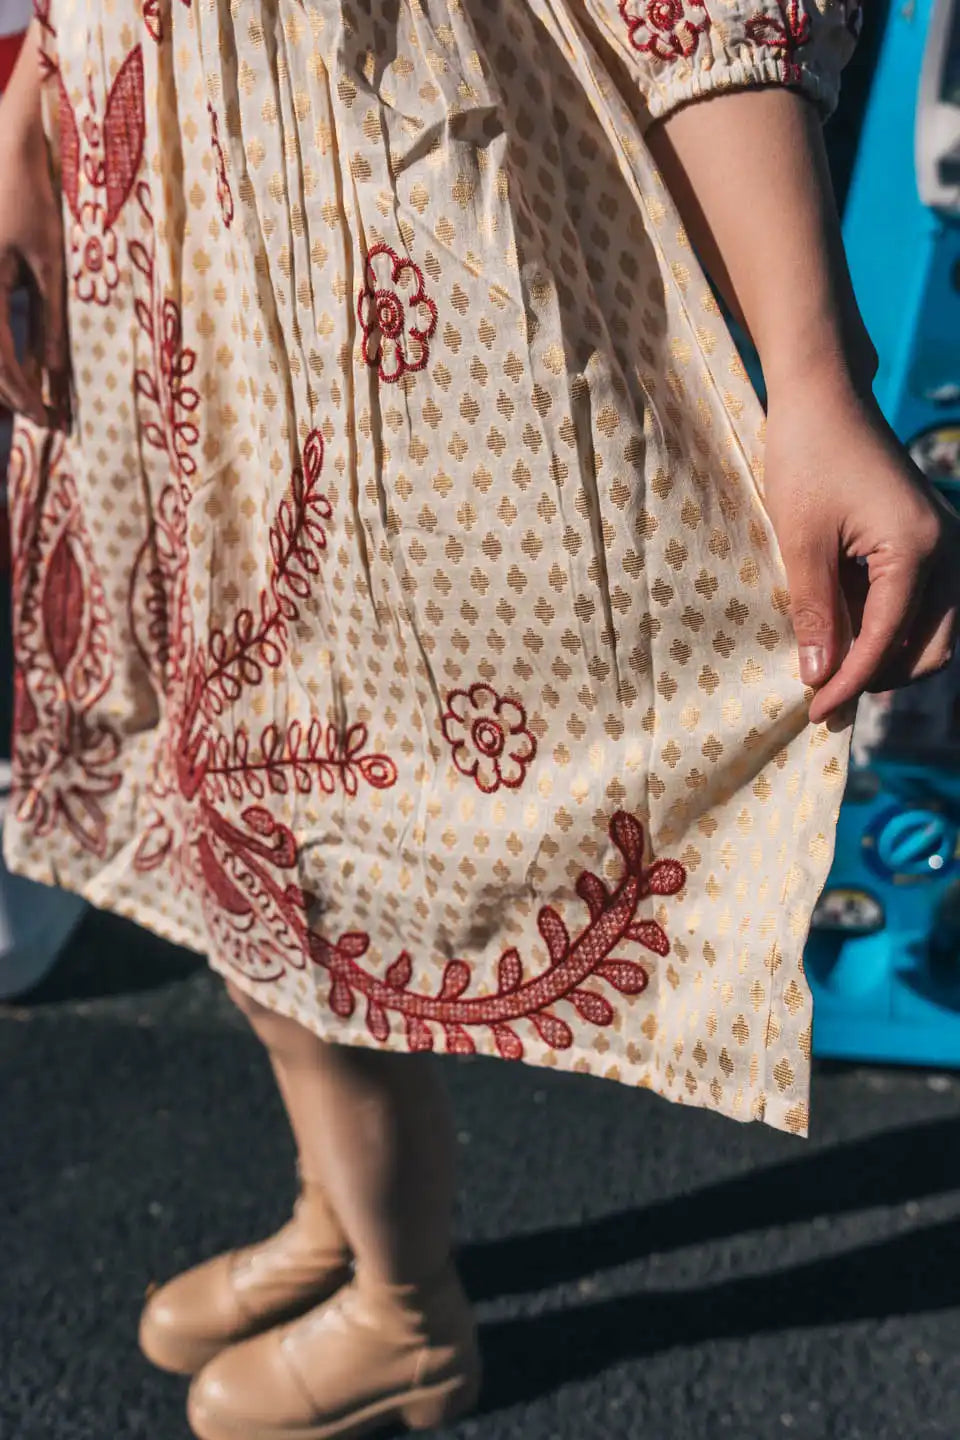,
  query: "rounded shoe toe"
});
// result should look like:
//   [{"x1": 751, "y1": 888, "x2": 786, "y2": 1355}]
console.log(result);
[
  {"x1": 188, "y1": 1328, "x2": 315, "y2": 1440},
  {"x1": 139, "y1": 1256, "x2": 240, "y2": 1375}
]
